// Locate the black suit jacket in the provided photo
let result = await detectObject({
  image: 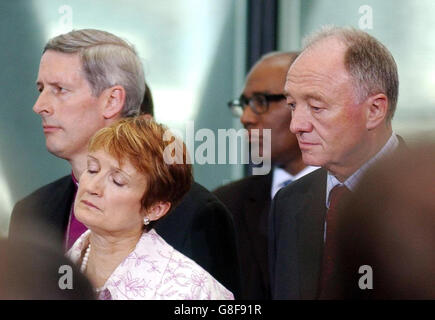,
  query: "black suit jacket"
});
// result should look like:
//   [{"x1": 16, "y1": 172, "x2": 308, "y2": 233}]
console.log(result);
[
  {"x1": 268, "y1": 137, "x2": 407, "y2": 299},
  {"x1": 9, "y1": 178, "x2": 241, "y2": 298},
  {"x1": 268, "y1": 168, "x2": 327, "y2": 299},
  {"x1": 214, "y1": 172, "x2": 273, "y2": 299}
]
